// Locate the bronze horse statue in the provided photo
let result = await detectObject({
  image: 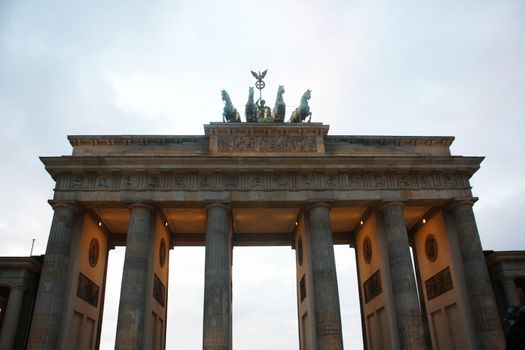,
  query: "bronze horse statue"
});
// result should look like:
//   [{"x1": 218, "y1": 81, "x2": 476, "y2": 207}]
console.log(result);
[
  {"x1": 272, "y1": 85, "x2": 286, "y2": 123},
  {"x1": 290, "y1": 89, "x2": 312, "y2": 123},
  {"x1": 245, "y1": 87, "x2": 257, "y2": 123},
  {"x1": 221, "y1": 90, "x2": 241, "y2": 123}
]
